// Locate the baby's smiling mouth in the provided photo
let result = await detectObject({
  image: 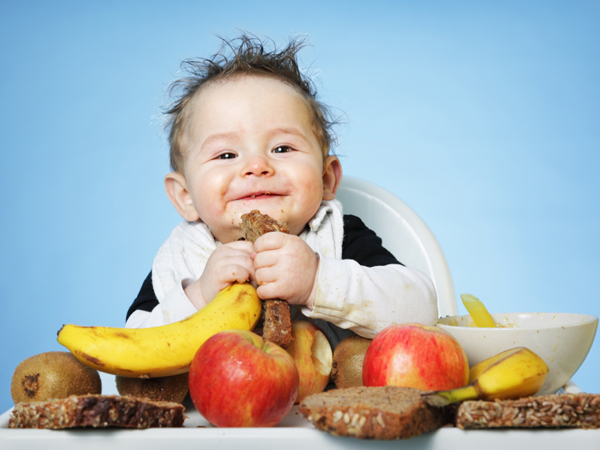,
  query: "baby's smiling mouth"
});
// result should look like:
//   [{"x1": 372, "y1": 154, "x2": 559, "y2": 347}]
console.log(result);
[{"x1": 239, "y1": 191, "x2": 279, "y2": 201}]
